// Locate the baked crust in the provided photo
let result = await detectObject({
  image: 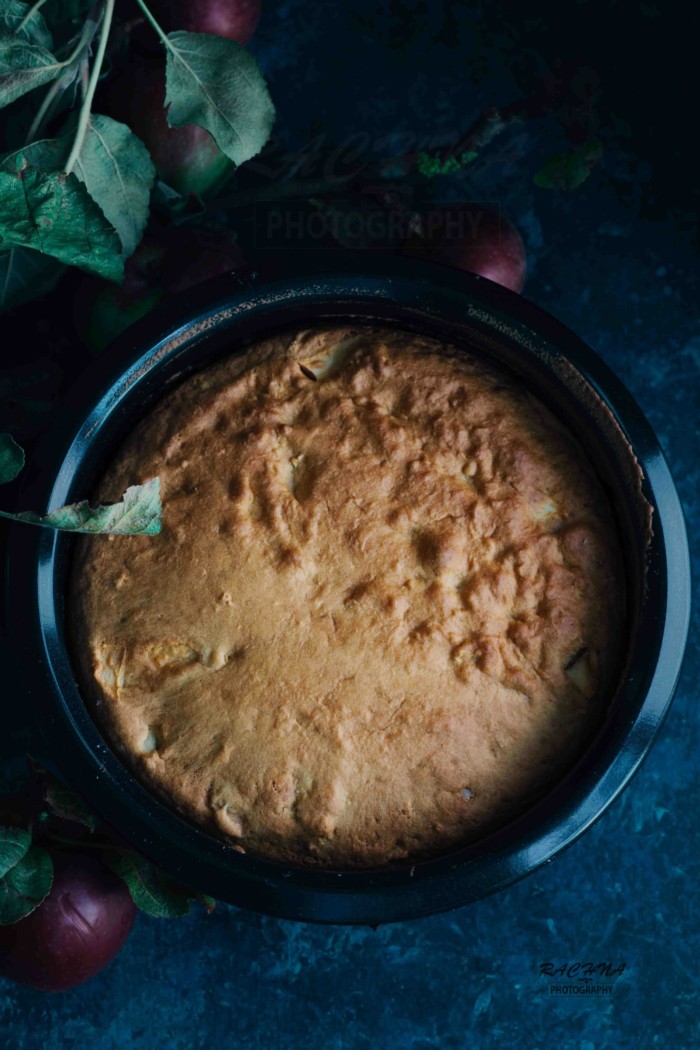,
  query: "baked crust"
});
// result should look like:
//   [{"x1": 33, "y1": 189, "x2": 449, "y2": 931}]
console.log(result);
[{"x1": 70, "y1": 327, "x2": 624, "y2": 868}]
